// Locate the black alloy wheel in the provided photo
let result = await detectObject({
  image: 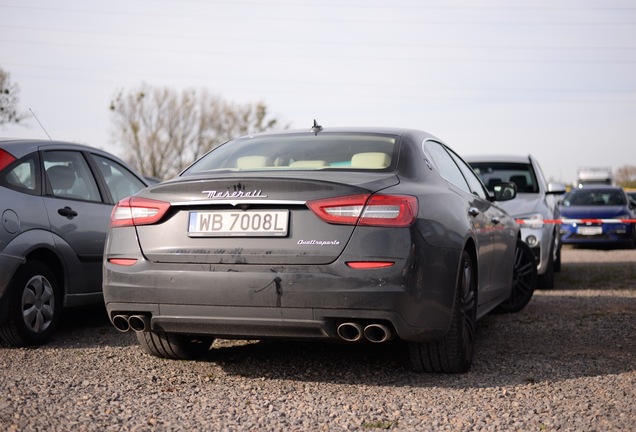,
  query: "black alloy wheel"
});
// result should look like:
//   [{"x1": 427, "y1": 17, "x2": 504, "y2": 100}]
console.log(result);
[
  {"x1": 409, "y1": 249, "x2": 477, "y2": 373},
  {"x1": 495, "y1": 240, "x2": 538, "y2": 314}
]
